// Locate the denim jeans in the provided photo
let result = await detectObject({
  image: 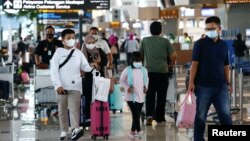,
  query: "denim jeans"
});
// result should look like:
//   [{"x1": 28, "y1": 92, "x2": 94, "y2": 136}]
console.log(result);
[{"x1": 194, "y1": 84, "x2": 232, "y2": 141}]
